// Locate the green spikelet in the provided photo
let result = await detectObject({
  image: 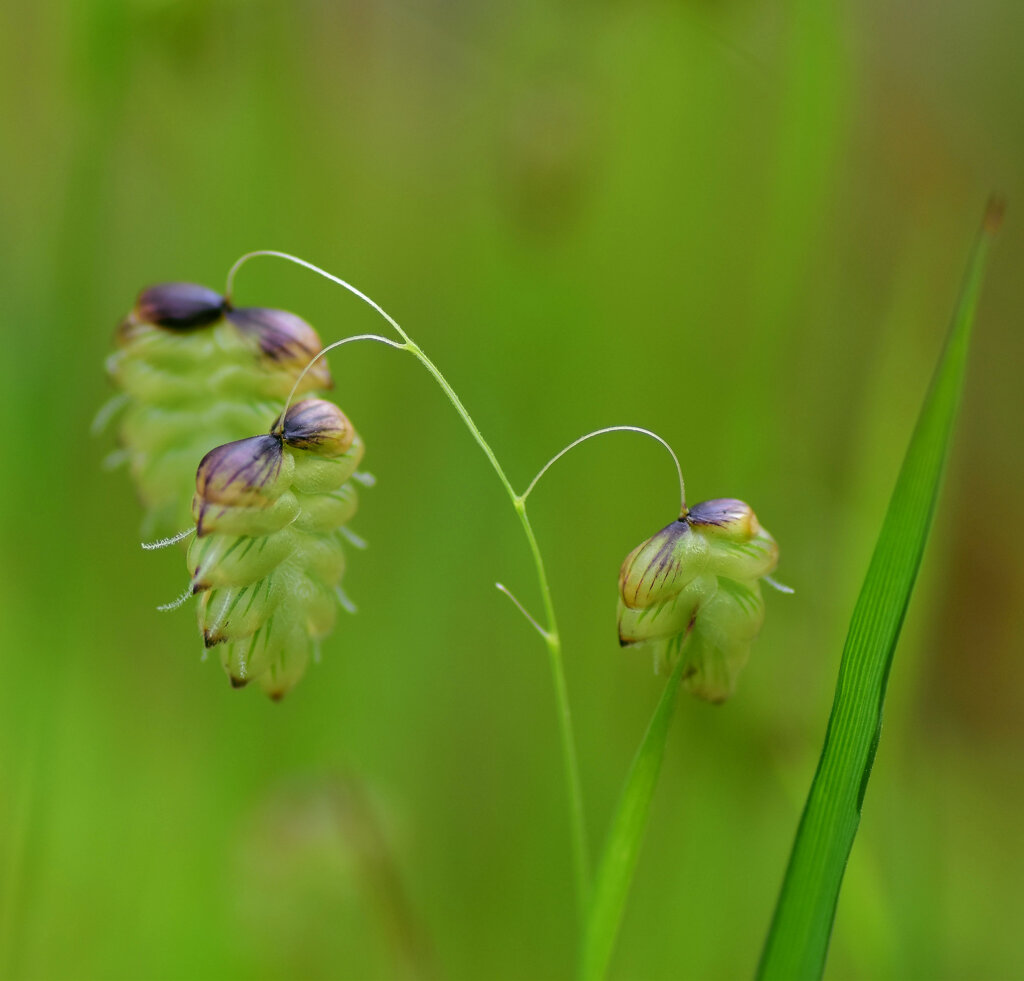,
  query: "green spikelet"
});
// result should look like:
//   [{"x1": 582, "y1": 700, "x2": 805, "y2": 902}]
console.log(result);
[
  {"x1": 618, "y1": 498, "x2": 779, "y2": 702},
  {"x1": 188, "y1": 398, "x2": 364, "y2": 699},
  {"x1": 106, "y1": 282, "x2": 332, "y2": 538}
]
